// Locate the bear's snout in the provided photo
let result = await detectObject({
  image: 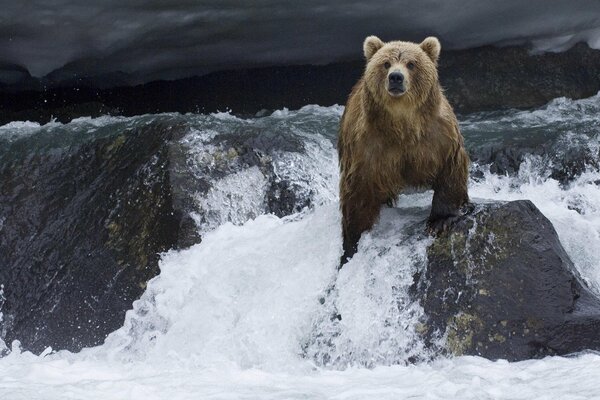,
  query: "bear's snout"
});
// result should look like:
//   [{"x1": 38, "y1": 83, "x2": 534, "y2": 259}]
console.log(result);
[
  {"x1": 389, "y1": 72, "x2": 404, "y2": 84},
  {"x1": 388, "y1": 71, "x2": 405, "y2": 95}
]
